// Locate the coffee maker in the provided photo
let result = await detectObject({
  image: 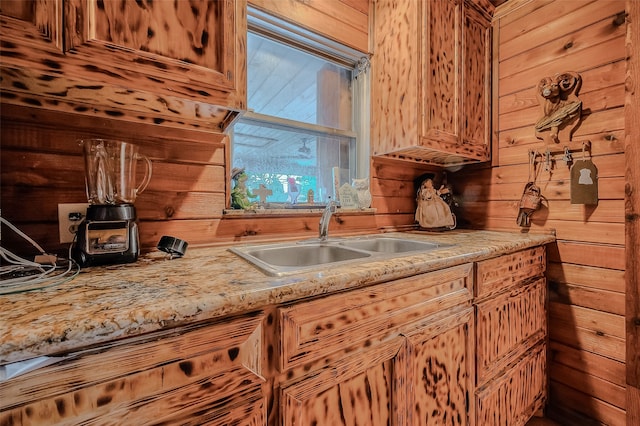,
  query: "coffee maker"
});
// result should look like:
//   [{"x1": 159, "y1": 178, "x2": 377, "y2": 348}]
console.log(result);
[{"x1": 72, "y1": 139, "x2": 152, "y2": 267}]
